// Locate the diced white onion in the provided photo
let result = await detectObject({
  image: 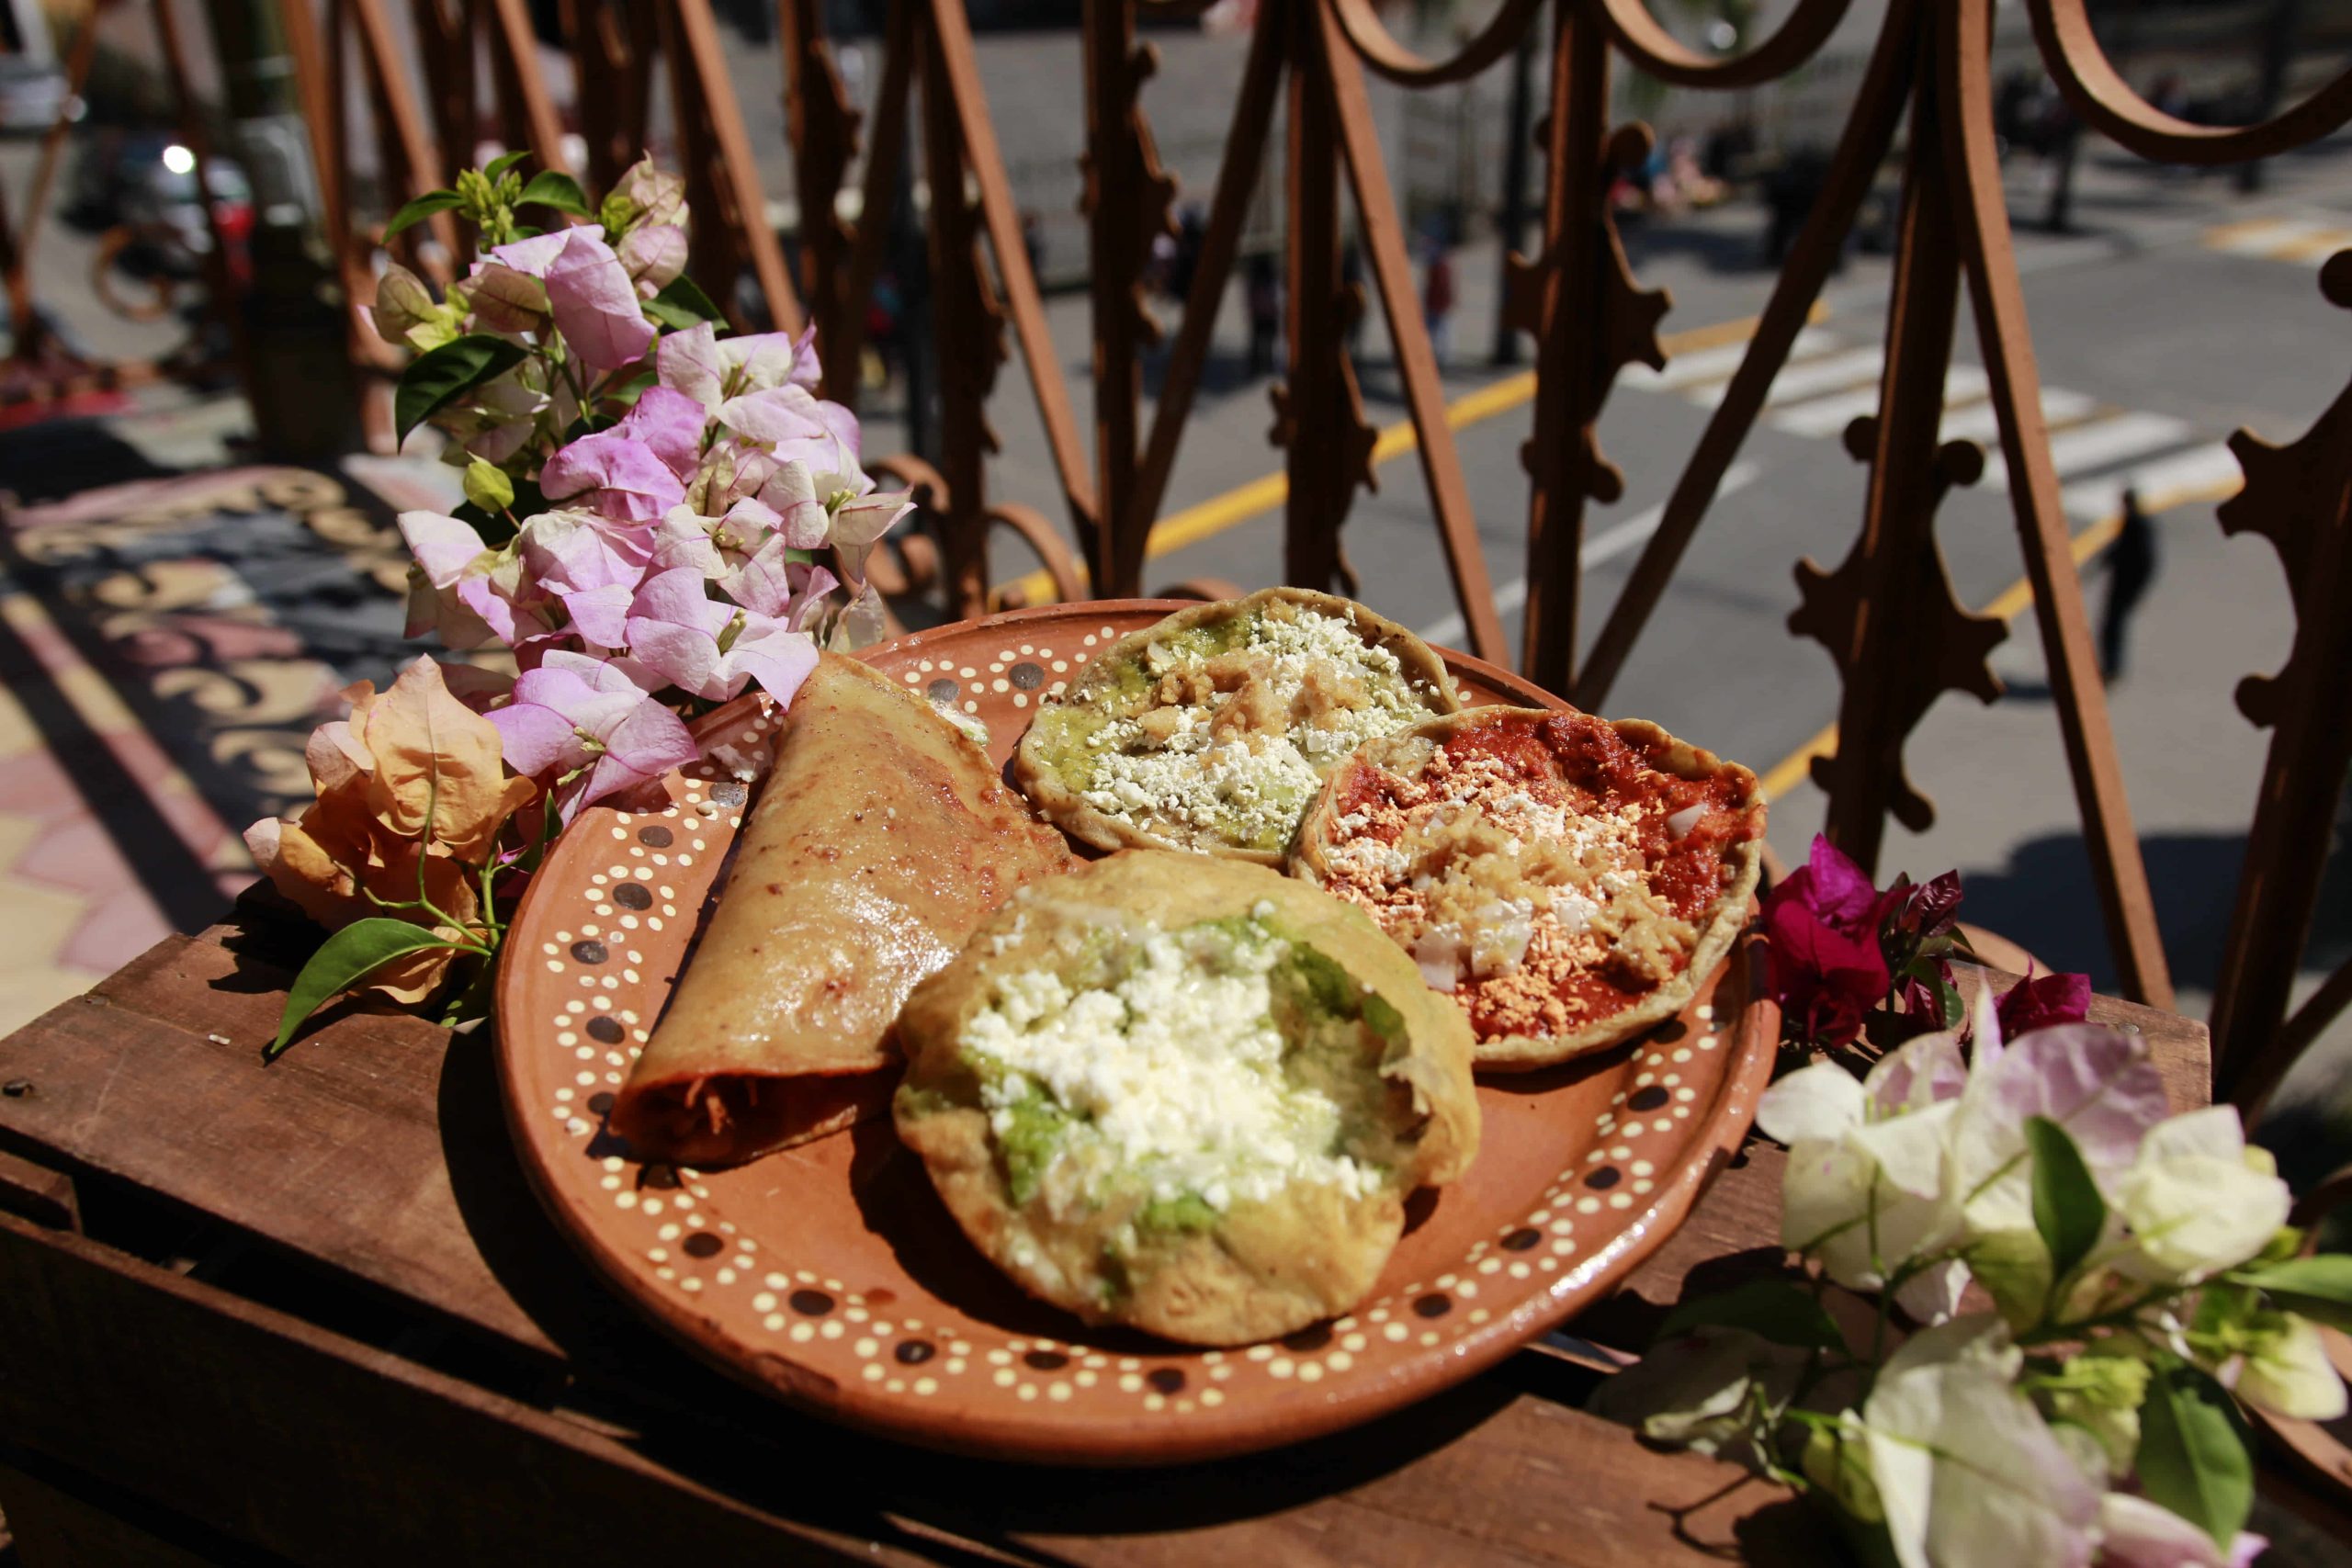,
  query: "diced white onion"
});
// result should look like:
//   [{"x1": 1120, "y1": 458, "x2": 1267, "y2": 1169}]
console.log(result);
[
  {"x1": 1412, "y1": 926, "x2": 1464, "y2": 993},
  {"x1": 1667, "y1": 804, "x2": 1704, "y2": 840}
]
